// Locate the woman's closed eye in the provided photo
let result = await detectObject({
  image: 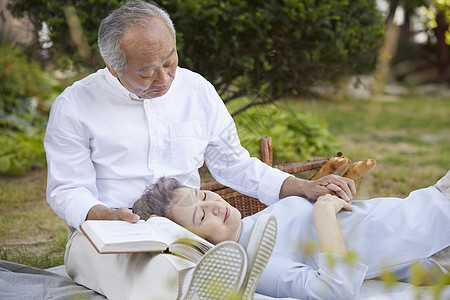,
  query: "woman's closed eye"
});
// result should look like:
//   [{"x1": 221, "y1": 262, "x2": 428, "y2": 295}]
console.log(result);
[
  {"x1": 201, "y1": 210, "x2": 205, "y2": 222},
  {"x1": 199, "y1": 192, "x2": 207, "y2": 223}
]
